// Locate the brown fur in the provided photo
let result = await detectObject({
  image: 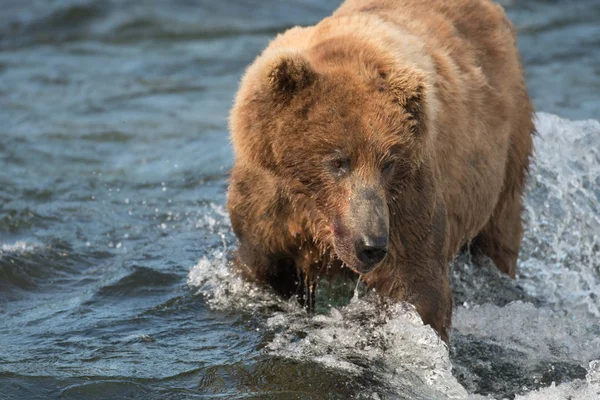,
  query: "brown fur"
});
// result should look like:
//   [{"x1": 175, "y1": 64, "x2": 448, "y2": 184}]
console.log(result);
[{"x1": 227, "y1": 0, "x2": 534, "y2": 342}]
